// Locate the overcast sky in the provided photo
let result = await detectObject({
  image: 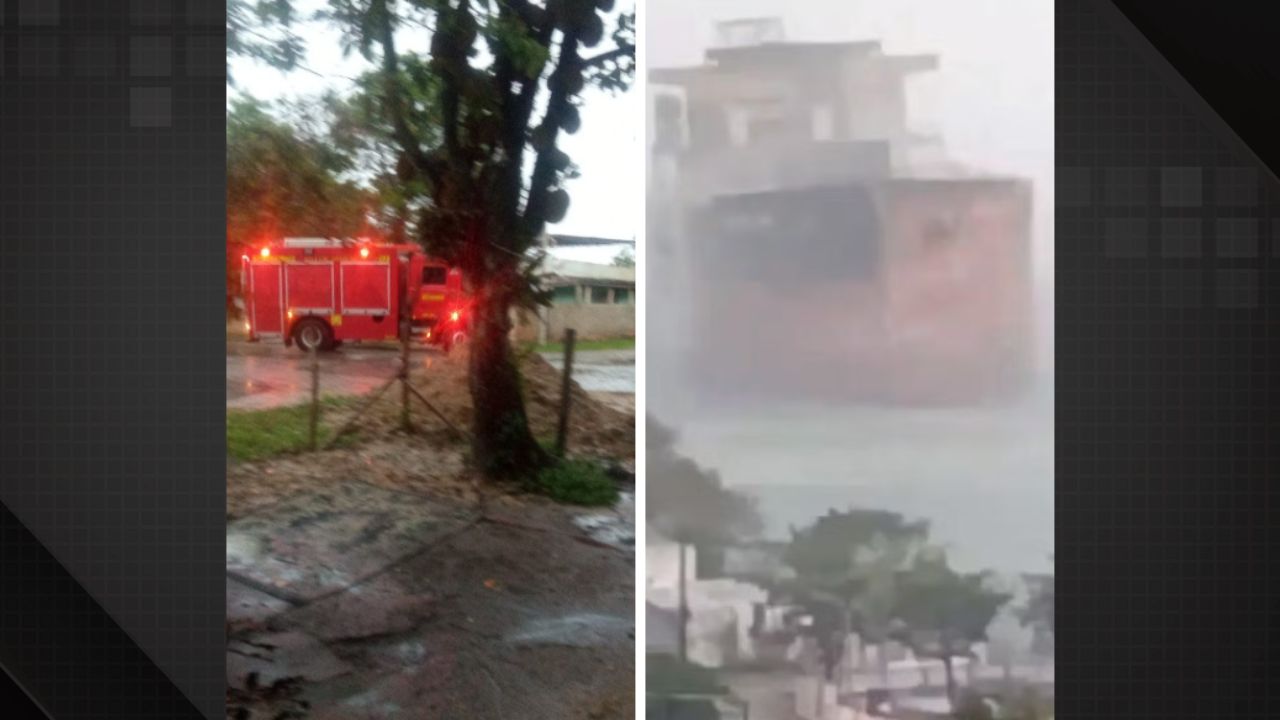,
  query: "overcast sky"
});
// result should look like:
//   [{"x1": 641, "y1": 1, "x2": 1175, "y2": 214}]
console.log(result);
[{"x1": 229, "y1": 1, "x2": 640, "y2": 241}]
